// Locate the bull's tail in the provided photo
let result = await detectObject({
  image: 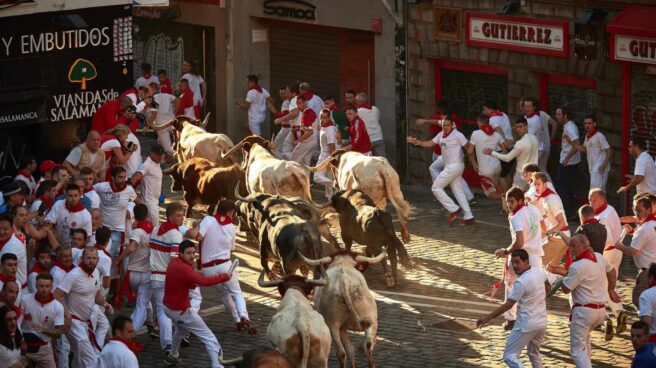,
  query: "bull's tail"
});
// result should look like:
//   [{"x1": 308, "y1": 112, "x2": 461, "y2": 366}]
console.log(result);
[
  {"x1": 377, "y1": 208, "x2": 411, "y2": 268},
  {"x1": 299, "y1": 318, "x2": 311, "y2": 368},
  {"x1": 341, "y1": 272, "x2": 363, "y2": 330}
]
